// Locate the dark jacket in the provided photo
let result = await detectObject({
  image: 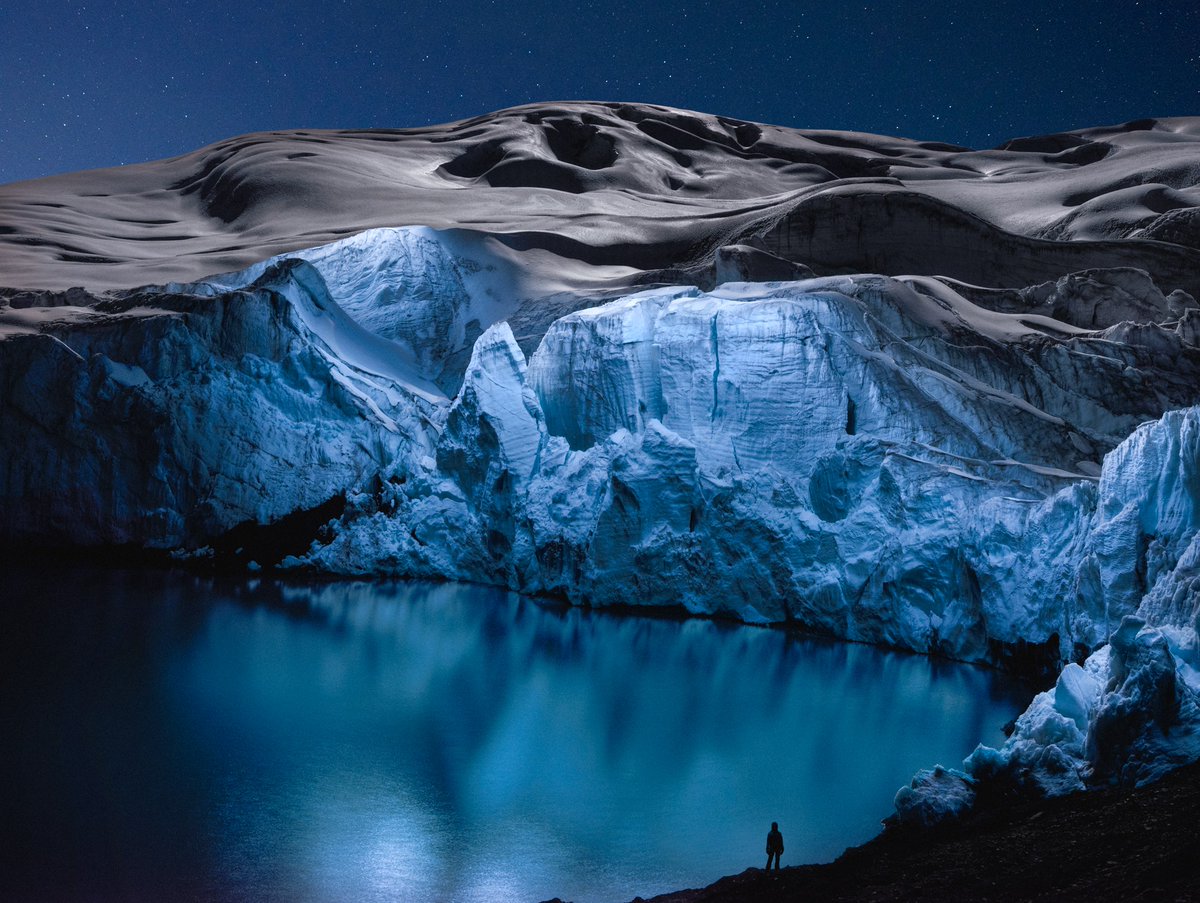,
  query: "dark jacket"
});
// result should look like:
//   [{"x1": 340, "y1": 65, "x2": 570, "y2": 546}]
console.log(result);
[{"x1": 767, "y1": 828, "x2": 784, "y2": 854}]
